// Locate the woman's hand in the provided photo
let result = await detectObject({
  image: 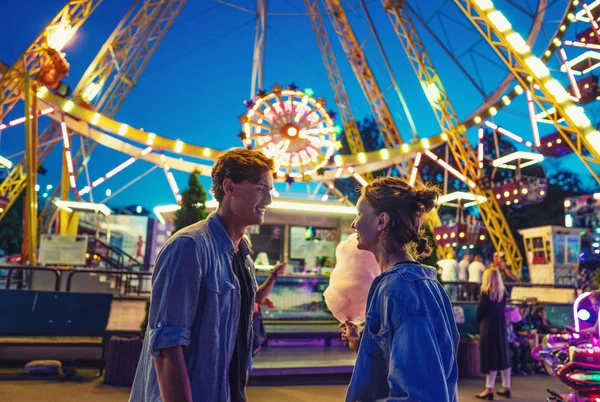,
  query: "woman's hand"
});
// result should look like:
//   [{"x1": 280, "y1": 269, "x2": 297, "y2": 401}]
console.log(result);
[{"x1": 341, "y1": 321, "x2": 360, "y2": 352}]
